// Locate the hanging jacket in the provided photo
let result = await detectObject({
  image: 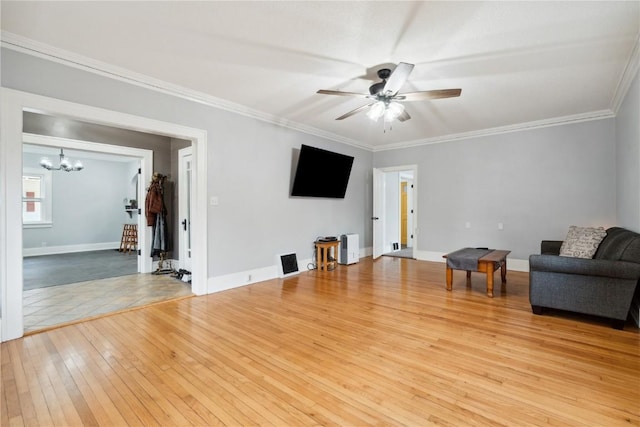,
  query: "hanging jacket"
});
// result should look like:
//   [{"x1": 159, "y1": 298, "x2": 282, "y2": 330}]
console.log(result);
[{"x1": 145, "y1": 181, "x2": 163, "y2": 226}]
